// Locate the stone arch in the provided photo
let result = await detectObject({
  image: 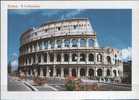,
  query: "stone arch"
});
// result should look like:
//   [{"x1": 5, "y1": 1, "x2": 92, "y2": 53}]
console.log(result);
[
  {"x1": 113, "y1": 70, "x2": 117, "y2": 77},
  {"x1": 107, "y1": 56, "x2": 111, "y2": 64},
  {"x1": 97, "y1": 69, "x2": 102, "y2": 76},
  {"x1": 88, "y1": 39, "x2": 94, "y2": 47},
  {"x1": 49, "y1": 67, "x2": 53, "y2": 77},
  {"x1": 89, "y1": 53, "x2": 94, "y2": 61},
  {"x1": 64, "y1": 68, "x2": 69, "y2": 77},
  {"x1": 106, "y1": 69, "x2": 111, "y2": 76},
  {"x1": 56, "y1": 68, "x2": 61, "y2": 77},
  {"x1": 72, "y1": 69, "x2": 77, "y2": 77},
  {"x1": 72, "y1": 39, "x2": 78, "y2": 47},
  {"x1": 72, "y1": 53, "x2": 77, "y2": 61},
  {"x1": 43, "y1": 68, "x2": 46, "y2": 76},
  {"x1": 89, "y1": 69, "x2": 94, "y2": 77},
  {"x1": 80, "y1": 68, "x2": 86, "y2": 77},
  {"x1": 80, "y1": 38, "x2": 86, "y2": 47},
  {"x1": 80, "y1": 53, "x2": 86, "y2": 61}
]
